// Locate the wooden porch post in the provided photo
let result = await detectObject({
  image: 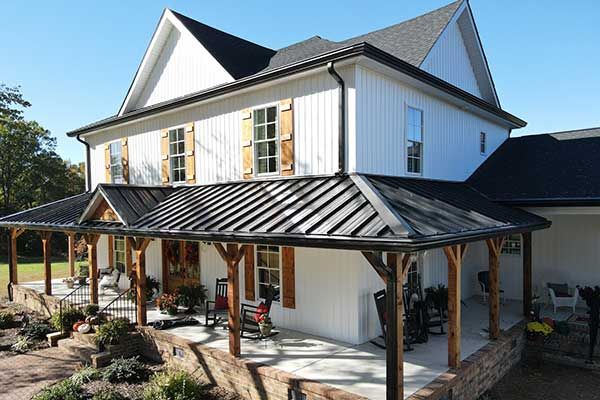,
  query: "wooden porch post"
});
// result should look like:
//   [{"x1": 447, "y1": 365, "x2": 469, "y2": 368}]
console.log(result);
[
  {"x1": 128, "y1": 237, "x2": 151, "y2": 326},
  {"x1": 214, "y1": 243, "x2": 248, "y2": 357},
  {"x1": 486, "y1": 237, "x2": 505, "y2": 340},
  {"x1": 40, "y1": 232, "x2": 53, "y2": 295},
  {"x1": 9, "y1": 228, "x2": 24, "y2": 285},
  {"x1": 67, "y1": 232, "x2": 76, "y2": 277},
  {"x1": 443, "y1": 244, "x2": 468, "y2": 369},
  {"x1": 522, "y1": 232, "x2": 532, "y2": 317},
  {"x1": 84, "y1": 234, "x2": 101, "y2": 304}
]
